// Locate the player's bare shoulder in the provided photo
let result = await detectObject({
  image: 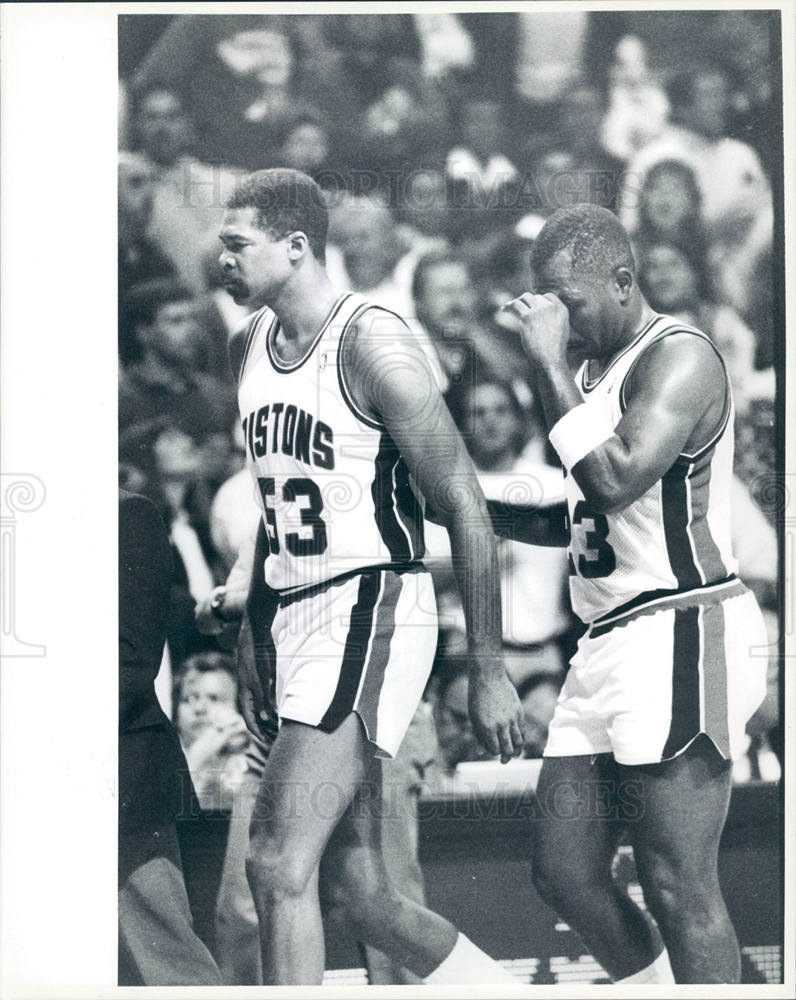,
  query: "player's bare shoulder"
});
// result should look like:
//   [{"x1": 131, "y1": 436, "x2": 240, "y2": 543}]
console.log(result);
[{"x1": 626, "y1": 329, "x2": 729, "y2": 452}]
